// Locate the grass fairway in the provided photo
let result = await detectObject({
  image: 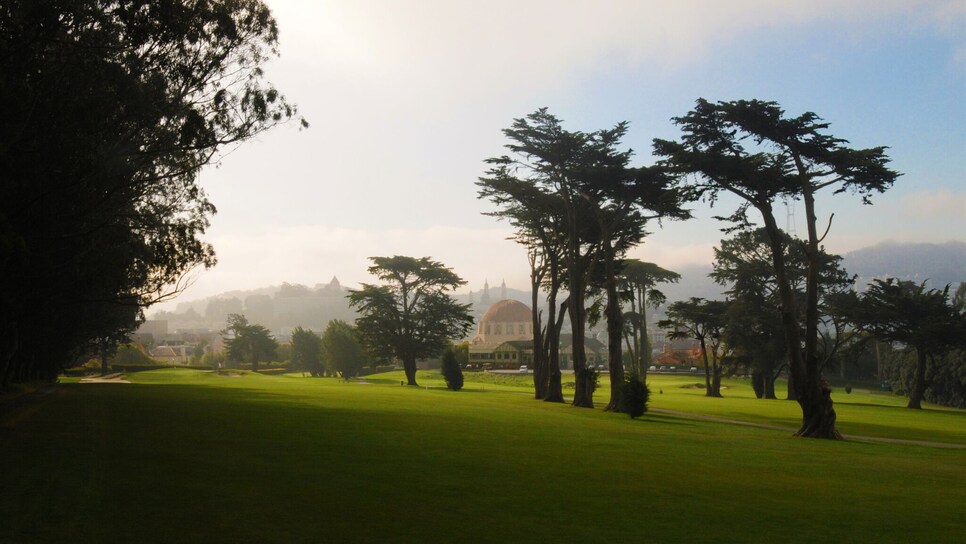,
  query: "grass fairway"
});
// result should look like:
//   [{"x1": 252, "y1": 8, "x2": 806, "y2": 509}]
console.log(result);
[{"x1": 2, "y1": 369, "x2": 964, "y2": 543}]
